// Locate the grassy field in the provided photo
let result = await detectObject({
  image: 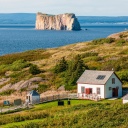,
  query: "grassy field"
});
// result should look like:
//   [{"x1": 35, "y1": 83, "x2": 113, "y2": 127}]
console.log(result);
[{"x1": 0, "y1": 99, "x2": 128, "y2": 128}]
